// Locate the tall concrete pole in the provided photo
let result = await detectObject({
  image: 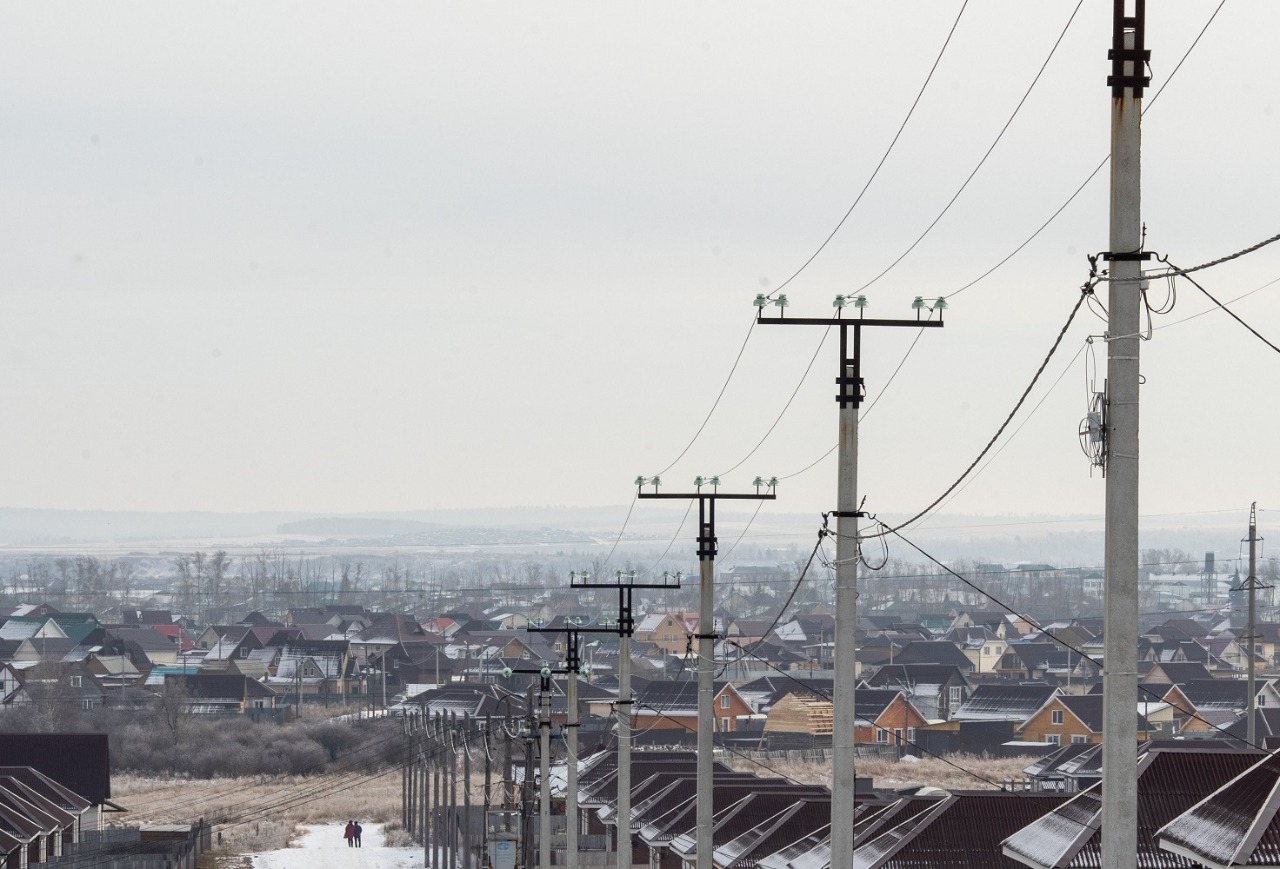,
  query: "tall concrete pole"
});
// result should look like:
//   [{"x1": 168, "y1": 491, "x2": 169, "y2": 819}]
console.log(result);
[
  {"x1": 567, "y1": 664, "x2": 580, "y2": 869},
  {"x1": 616, "y1": 631, "x2": 631, "y2": 869},
  {"x1": 831, "y1": 363, "x2": 858, "y2": 869},
  {"x1": 754, "y1": 303, "x2": 940, "y2": 868},
  {"x1": 540, "y1": 675, "x2": 552, "y2": 869},
  {"x1": 1247, "y1": 503, "x2": 1259, "y2": 747},
  {"x1": 697, "y1": 537, "x2": 715, "y2": 869},
  {"x1": 1101, "y1": 3, "x2": 1146, "y2": 866},
  {"x1": 634, "y1": 484, "x2": 771, "y2": 869}
]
